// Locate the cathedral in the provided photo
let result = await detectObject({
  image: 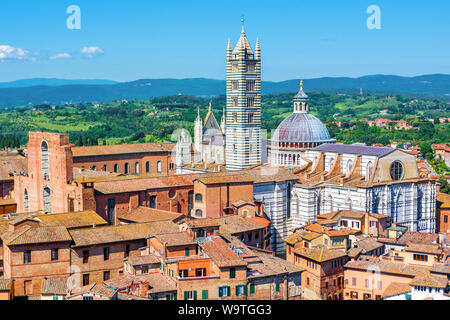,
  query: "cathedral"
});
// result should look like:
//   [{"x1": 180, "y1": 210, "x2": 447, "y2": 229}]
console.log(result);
[{"x1": 174, "y1": 24, "x2": 437, "y2": 254}]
